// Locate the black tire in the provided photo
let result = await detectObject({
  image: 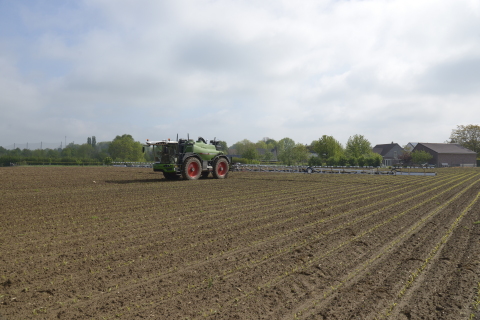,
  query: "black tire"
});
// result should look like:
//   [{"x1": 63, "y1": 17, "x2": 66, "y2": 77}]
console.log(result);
[
  {"x1": 306, "y1": 167, "x2": 313, "y2": 174},
  {"x1": 163, "y1": 172, "x2": 179, "y2": 180},
  {"x1": 213, "y1": 157, "x2": 229, "y2": 179},
  {"x1": 182, "y1": 157, "x2": 202, "y2": 180}
]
